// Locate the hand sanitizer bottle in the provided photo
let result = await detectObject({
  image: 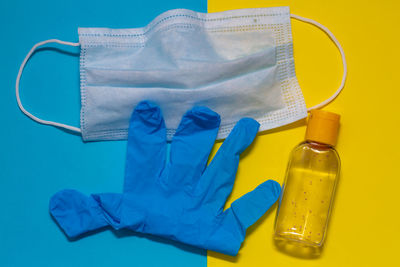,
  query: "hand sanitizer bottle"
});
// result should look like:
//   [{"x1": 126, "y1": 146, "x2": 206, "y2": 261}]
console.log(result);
[{"x1": 274, "y1": 110, "x2": 340, "y2": 249}]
